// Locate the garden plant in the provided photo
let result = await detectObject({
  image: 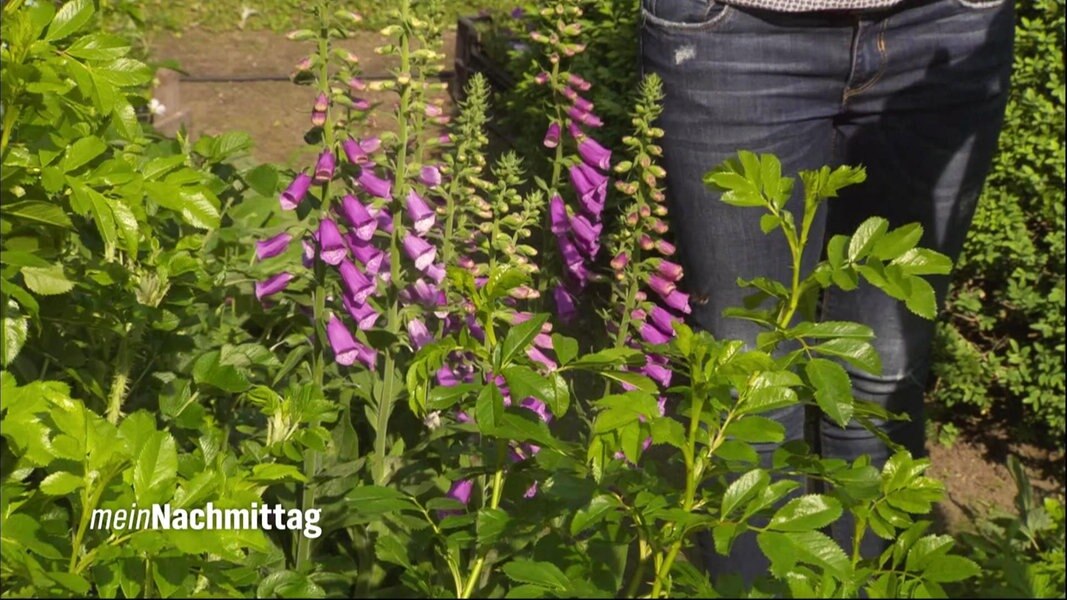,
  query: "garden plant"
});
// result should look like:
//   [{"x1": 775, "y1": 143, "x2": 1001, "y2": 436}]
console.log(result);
[{"x1": 1, "y1": 0, "x2": 1061, "y2": 598}]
